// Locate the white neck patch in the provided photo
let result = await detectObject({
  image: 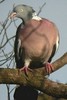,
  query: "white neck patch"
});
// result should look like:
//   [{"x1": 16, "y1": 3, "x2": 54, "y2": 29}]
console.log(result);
[
  {"x1": 32, "y1": 13, "x2": 42, "y2": 21},
  {"x1": 32, "y1": 15, "x2": 42, "y2": 21}
]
